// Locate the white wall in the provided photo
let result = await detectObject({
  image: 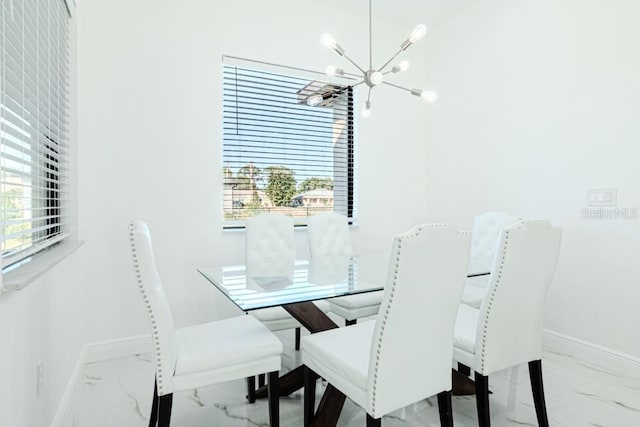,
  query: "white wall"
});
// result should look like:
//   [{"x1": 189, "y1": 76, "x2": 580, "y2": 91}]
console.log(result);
[
  {"x1": 0, "y1": 257, "x2": 86, "y2": 427},
  {"x1": 423, "y1": 0, "x2": 640, "y2": 357},
  {"x1": 1, "y1": 2, "x2": 432, "y2": 426},
  {"x1": 5, "y1": 1, "x2": 639, "y2": 424},
  {"x1": 0, "y1": 13, "x2": 81, "y2": 426},
  {"x1": 76, "y1": 0, "x2": 430, "y2": 330}
]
